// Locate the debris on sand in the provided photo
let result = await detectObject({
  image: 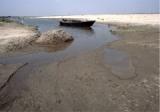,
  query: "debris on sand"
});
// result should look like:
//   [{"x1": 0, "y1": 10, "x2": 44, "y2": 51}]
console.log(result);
[{"x1": 35, "y1": 29, "x2": 74, "y2": 44}]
